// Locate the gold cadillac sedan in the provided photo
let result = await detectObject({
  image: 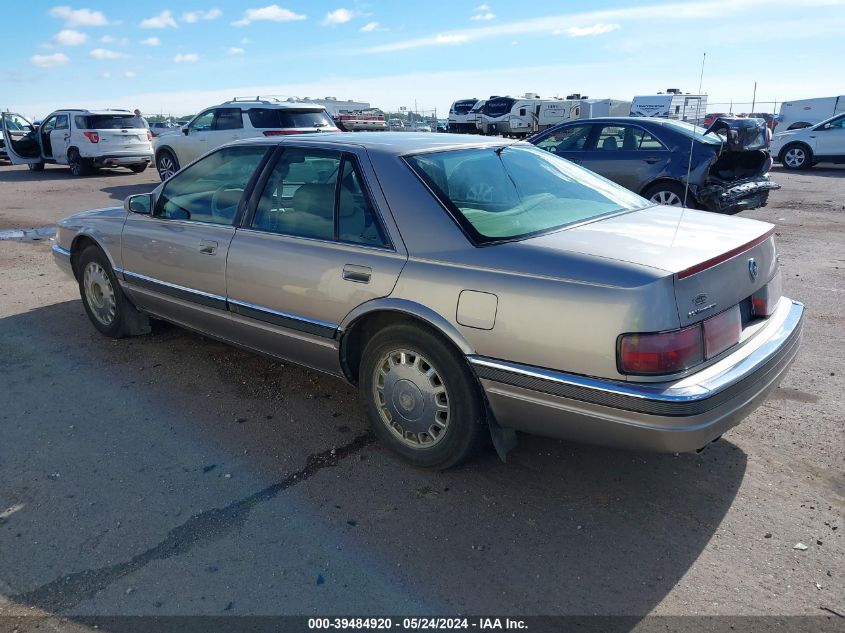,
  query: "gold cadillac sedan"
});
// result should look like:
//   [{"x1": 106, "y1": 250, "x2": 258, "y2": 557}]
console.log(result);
[{"x1": 51, "y1": 133, "x2": 804, "y2": 468}]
